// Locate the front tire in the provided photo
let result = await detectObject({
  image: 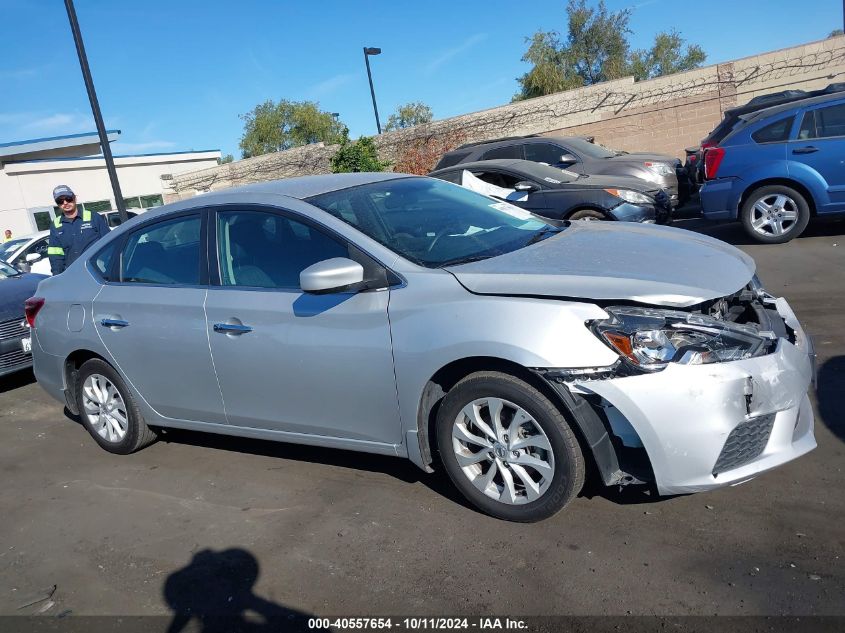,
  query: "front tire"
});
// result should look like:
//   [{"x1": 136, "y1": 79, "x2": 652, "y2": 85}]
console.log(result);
[
  {"x1": 76, "y1": 359, "x2": 157, "y2": 454},
  {"x1": 740, "y1": 185, "x2": 810, "y2": 243},
  {"x1": 568, "y1": 208, "x2": 608, "y2": 221},
  {"x1": 435, "y1": 372, "x2": 585, "y2": 522}
]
